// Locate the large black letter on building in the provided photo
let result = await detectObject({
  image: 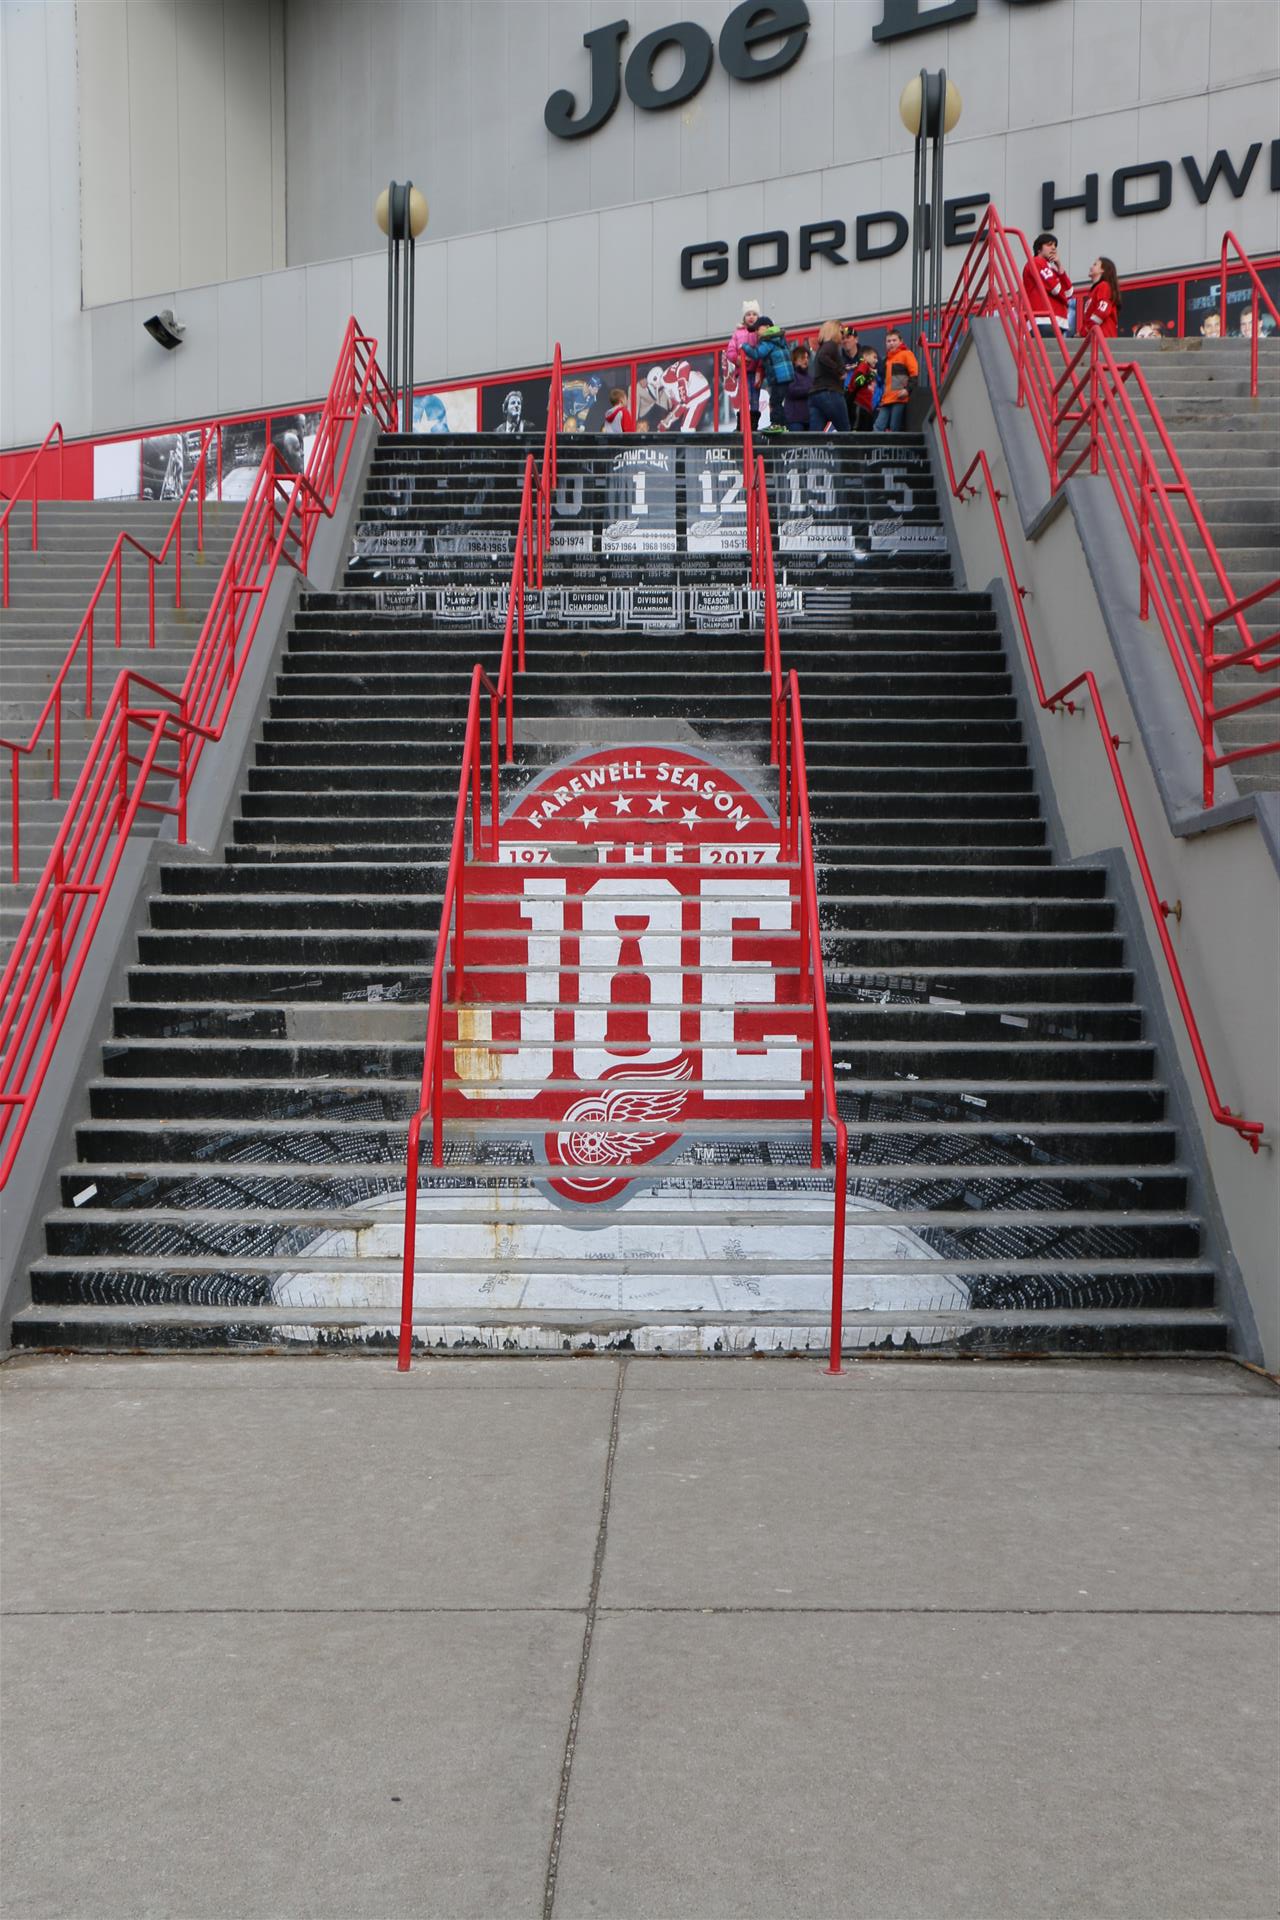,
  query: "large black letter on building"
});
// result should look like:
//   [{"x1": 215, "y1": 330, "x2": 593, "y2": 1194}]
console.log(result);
[
  {"x1": 545, "y1": 19, "x2": 629, "y2": 138},
  {"x1": 1112, "y1": 161, "x2": 1173, "y2": 217},
  {"x1": 681, "y1": 241, "x2": 730, "y2": 289},
  {"x1": 855, "y1": 211, "x2": 909, "y2": 260},
  {"x1": 625, "y1": 20, "x2": 715, "y2": 109},
  {"x1": 1041, "y1": 173, "x2": 1099, "y2": 228},
  {"x1": 737, "y1": 230, "x2": 790, "y2": 278},
  {"x1": 719, "y1": 0, "x2": 810, "y2": 79}
]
